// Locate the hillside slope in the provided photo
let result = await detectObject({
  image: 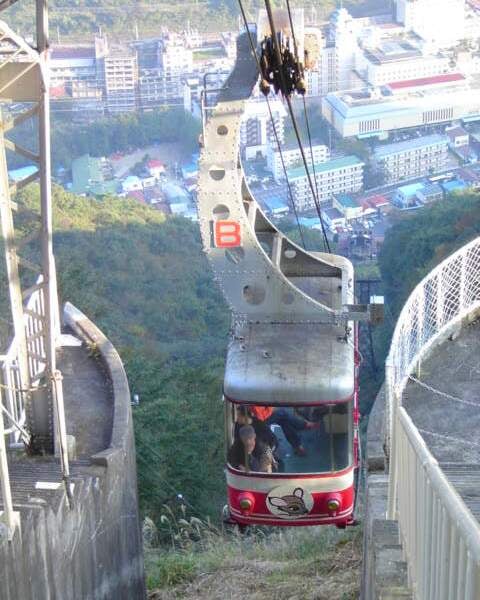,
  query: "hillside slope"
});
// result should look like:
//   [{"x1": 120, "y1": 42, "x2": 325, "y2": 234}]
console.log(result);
[{"x1": 146, "y1": 526, "x2": 362, "y2": 600}]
